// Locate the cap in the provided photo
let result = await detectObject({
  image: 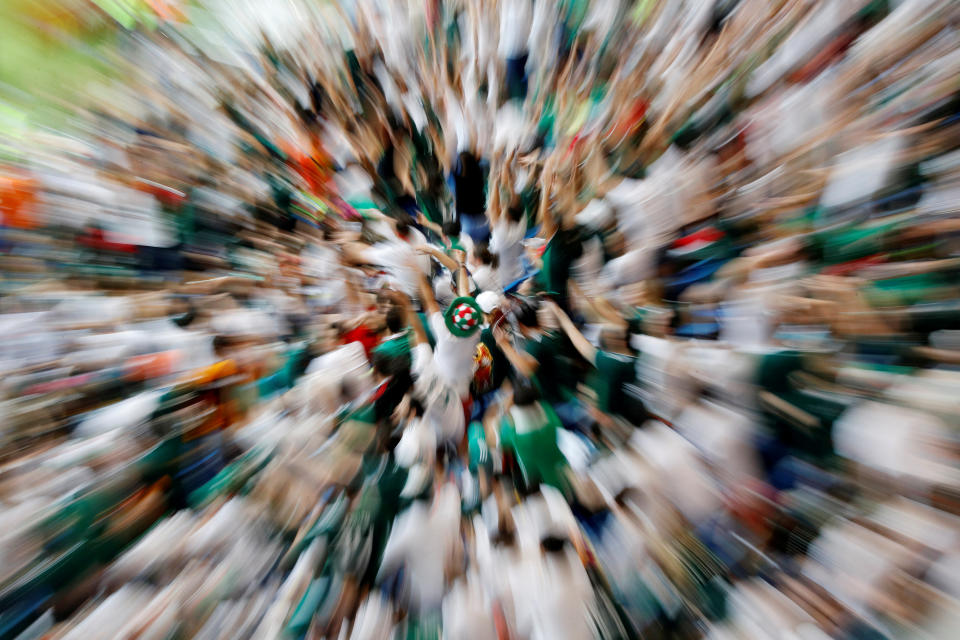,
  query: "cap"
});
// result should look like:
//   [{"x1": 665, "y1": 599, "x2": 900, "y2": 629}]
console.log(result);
[
  {"x1": 444, "y1": 296, "x2": 483, "y2": 337},
  {"x1": 476, "y1": 291, "x2": 503, "y2": 314}
]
